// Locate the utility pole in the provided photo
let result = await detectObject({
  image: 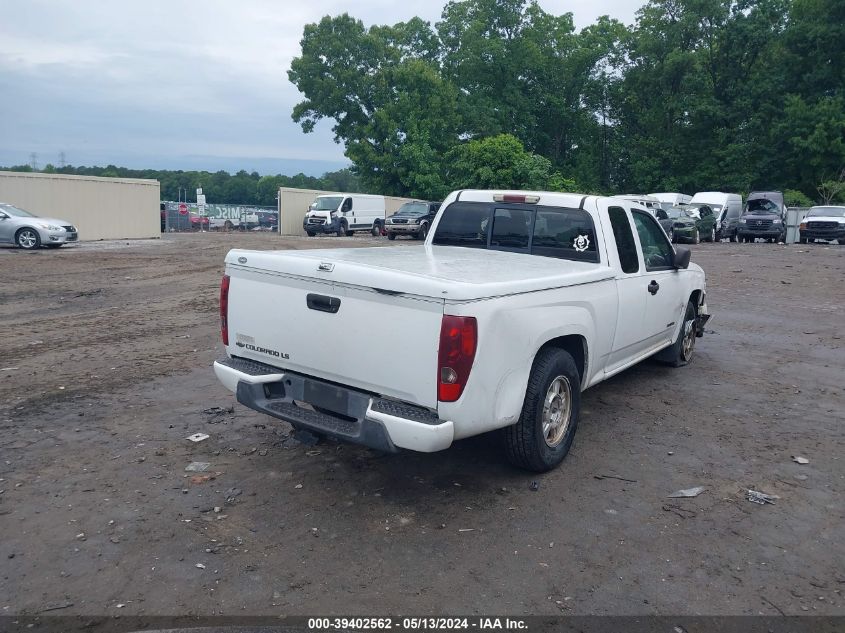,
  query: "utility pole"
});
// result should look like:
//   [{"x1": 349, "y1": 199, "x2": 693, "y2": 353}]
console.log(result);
[
  {"x1": 58, "y1": 152, "x2": 66, "y2": 168},
  {"x1": 29, "y1": 153, "x2": 39, "y2": 171}
]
